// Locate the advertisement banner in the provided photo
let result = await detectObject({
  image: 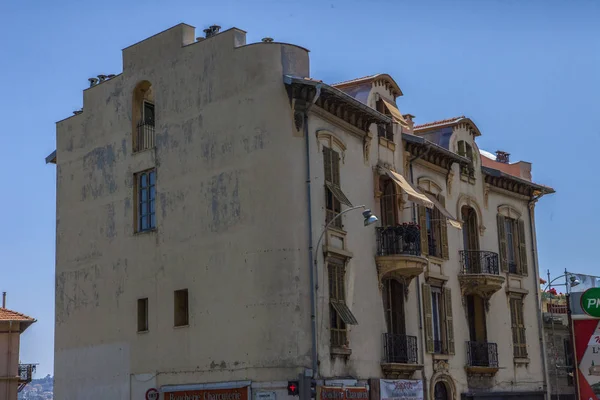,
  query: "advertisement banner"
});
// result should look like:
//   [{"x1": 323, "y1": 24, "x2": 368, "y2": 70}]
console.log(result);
[
  {"x1": 573, "y1": 318, "x2": 600, "y2": 400},
  {"x1": 165, "y1": 386, "x2": 249, "y2": 400},
  {"x1": 317, "y1": 386, "x2": 369, "y2": 400},
  {"x1": 379, "y1": 379, "x2": 423, "y2": 400}
]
